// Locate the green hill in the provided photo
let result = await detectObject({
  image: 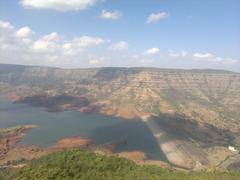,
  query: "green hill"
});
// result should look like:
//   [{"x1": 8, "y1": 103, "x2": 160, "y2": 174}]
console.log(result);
[{"x1": 1, "y1": 150, "x2": 240, "y2": 180}]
